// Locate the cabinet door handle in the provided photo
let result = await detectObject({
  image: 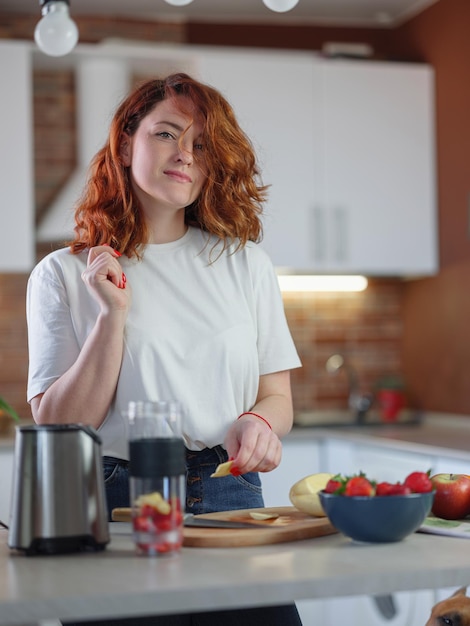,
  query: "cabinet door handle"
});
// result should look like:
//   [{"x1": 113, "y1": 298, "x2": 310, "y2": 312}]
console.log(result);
[
  {"x1": 371, "y1": 594, "x2": 398, "y2": 620},
  {"x1": 312, "y1": 206, "x2": 326, "y2": 263},
  {"x1": 333, "y1": 206, "x2": 348, "y2": 263}
]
